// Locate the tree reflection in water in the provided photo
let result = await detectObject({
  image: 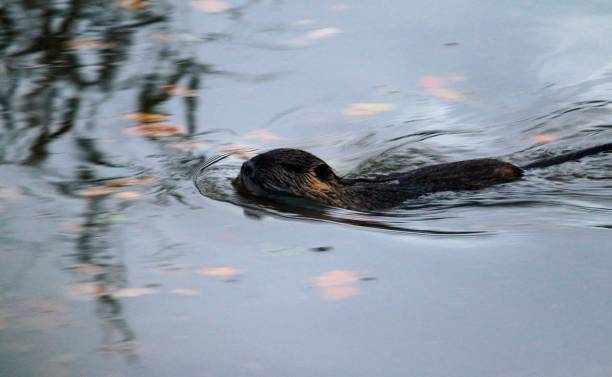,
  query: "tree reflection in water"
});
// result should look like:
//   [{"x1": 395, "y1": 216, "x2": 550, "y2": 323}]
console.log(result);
[{"x1": 0, "y1": 0, "x2": 213, "y2": 358}]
